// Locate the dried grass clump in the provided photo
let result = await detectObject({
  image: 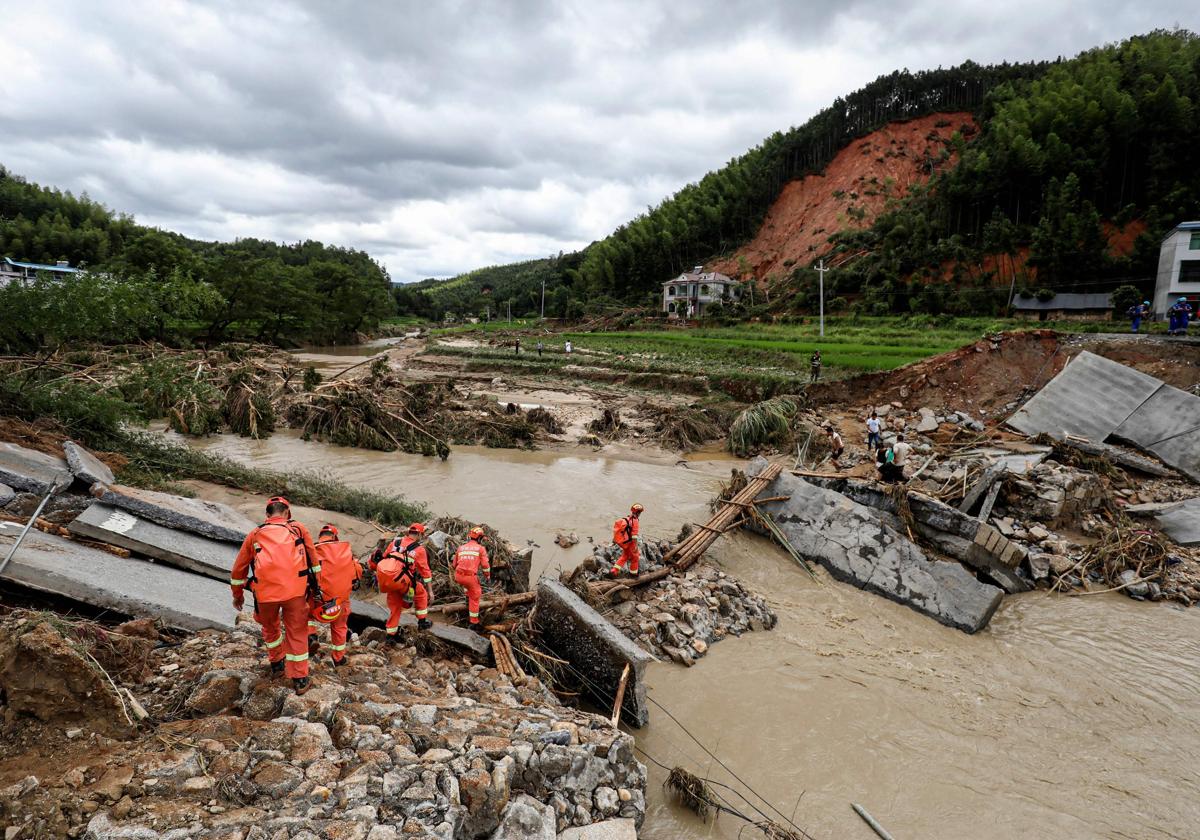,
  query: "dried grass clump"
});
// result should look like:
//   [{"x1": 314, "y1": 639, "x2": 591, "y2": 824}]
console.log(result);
[
  {"x1": 728, "y1": 397, "x2": 798, "y2": 456},
  {"x1": 223, "y1": 369, "x2": 276, "y2": 439},
  {"x1": 526, "y1": 407, "x2": 563, "y2": 434},
  {"x1": 666, "y1": 767, "x2": 714, "y2": 820}
]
